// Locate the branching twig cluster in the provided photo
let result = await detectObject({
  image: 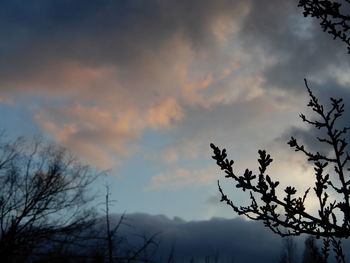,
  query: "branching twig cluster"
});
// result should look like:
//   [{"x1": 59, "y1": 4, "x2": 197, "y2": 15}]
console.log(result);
[
  {"x1": 211, "y1": 80, "x2": 349, "y2": 262},
  {"x1": 298, "y1": 0, "x2": 350, "y2": 53}
]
